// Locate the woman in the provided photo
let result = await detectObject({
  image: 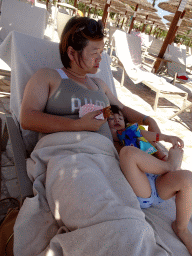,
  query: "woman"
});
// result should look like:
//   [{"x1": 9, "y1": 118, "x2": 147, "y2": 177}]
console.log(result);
[
  {"x1": 20, "y1": 17, "x2": 160, "y2": 139},
  {"x1": 18, "y1": 17, "x2": 192, "y2": 255}
]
